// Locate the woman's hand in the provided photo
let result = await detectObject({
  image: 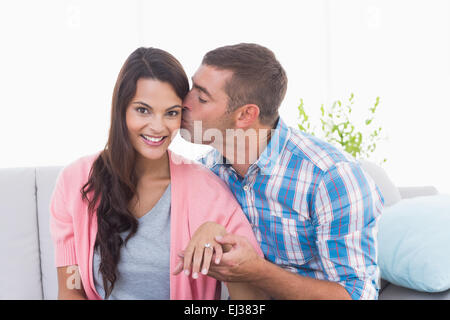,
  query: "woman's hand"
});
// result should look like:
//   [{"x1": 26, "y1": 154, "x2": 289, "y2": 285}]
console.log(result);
[
  {"x1": 56, "y1": 265, "x2": 88, "y2": 300},
  {"x1": 173, "y1": 221, "x2": 229, "y2": 279}
]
